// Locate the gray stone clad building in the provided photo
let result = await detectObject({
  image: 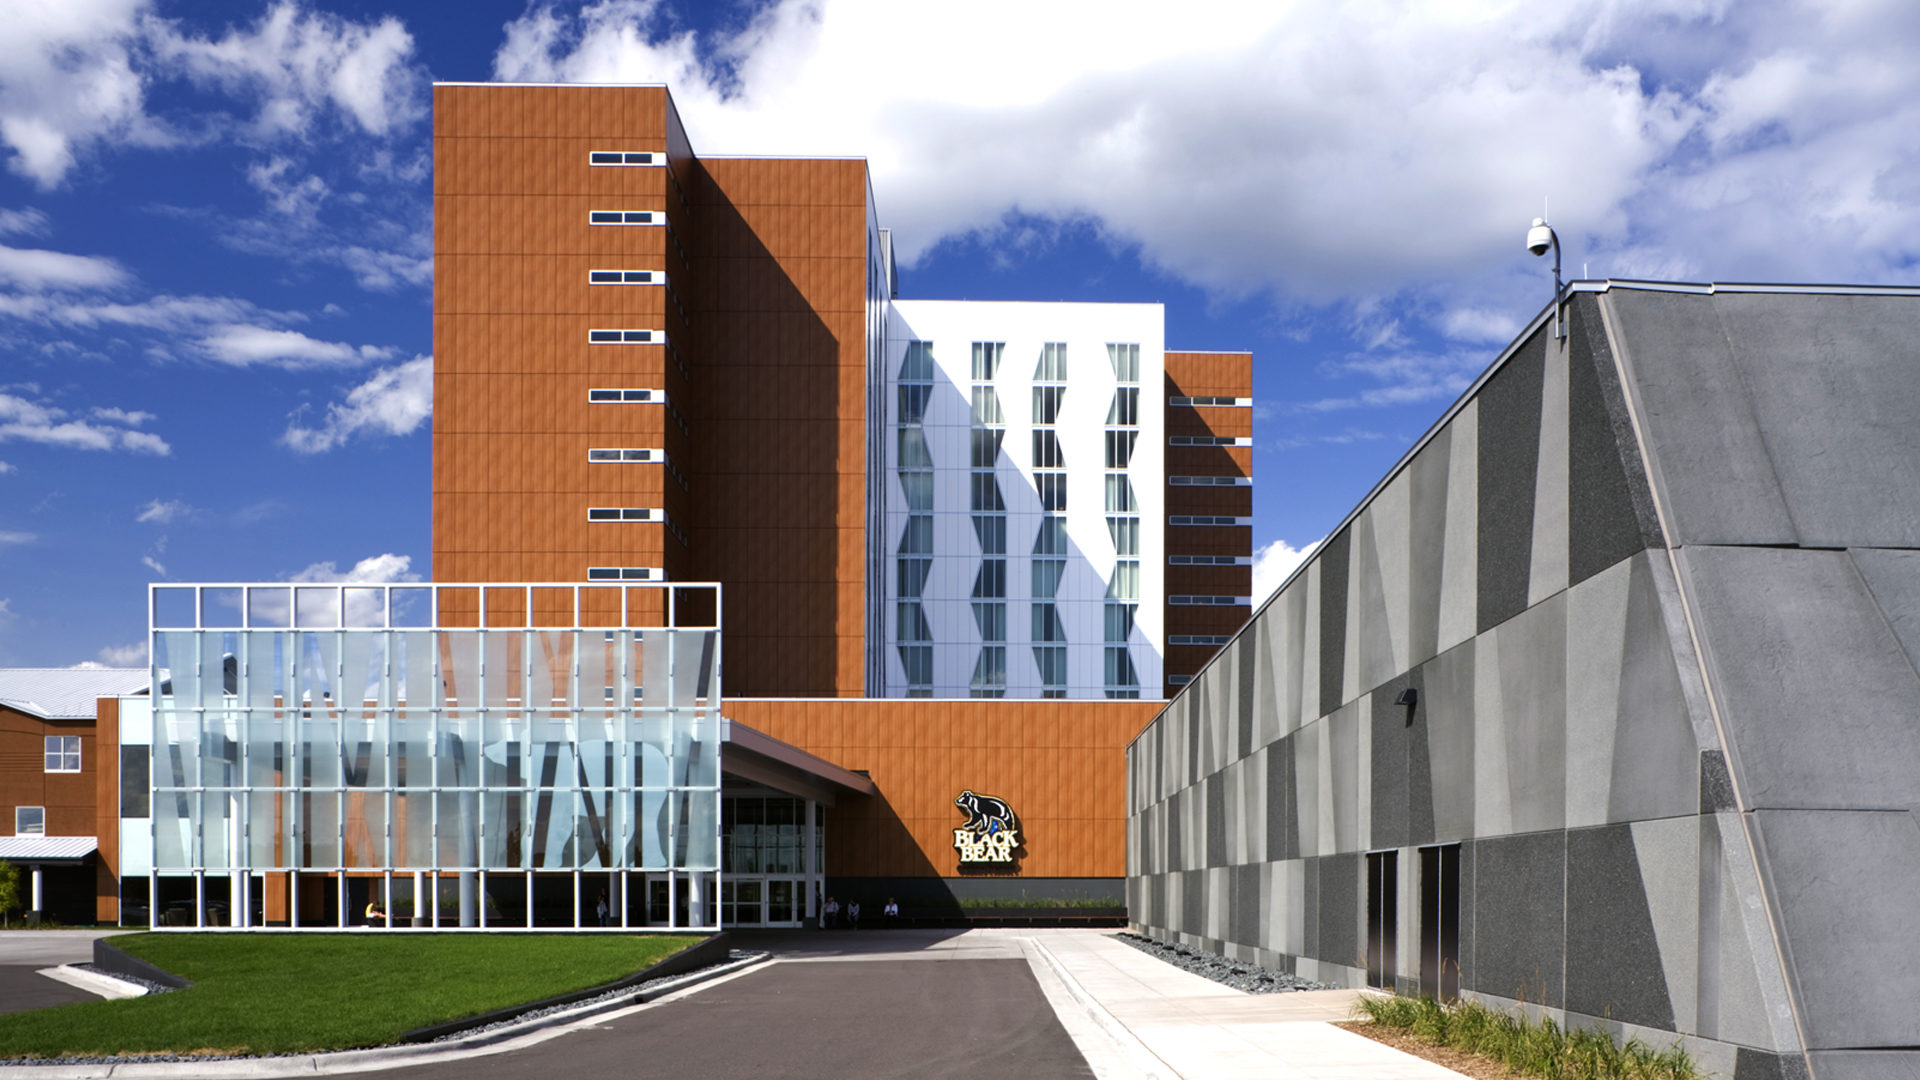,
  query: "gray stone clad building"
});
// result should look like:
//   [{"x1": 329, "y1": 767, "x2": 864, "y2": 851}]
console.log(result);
[{"x1": 1126, "y1": 281, "x2": 1920, "y2": 1080}]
